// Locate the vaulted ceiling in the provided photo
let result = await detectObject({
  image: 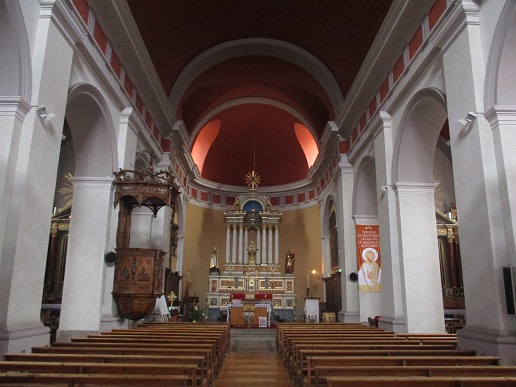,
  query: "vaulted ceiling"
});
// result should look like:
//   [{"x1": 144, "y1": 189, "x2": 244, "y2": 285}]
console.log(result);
[{"x1": 125, "y1": 1, "x2": 394, "y2": 188}]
